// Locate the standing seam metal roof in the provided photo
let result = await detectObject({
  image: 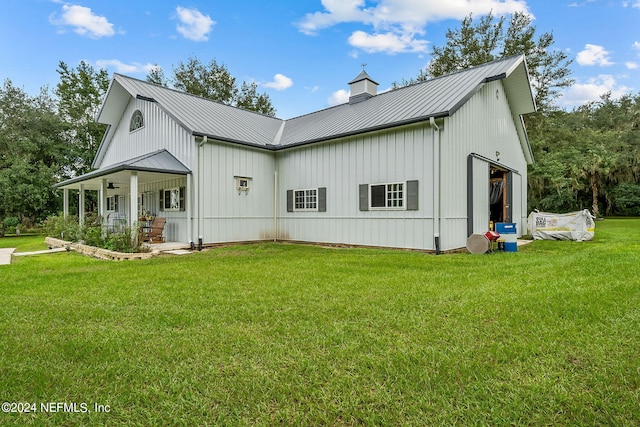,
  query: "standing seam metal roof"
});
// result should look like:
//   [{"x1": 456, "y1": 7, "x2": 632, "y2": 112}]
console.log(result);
[
  {"x1": 99, "y1": 55, "x2": 533, "y2": 151},
  {"x1": 55, "y1": 149, "x2": 190, "y2": 188}
]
